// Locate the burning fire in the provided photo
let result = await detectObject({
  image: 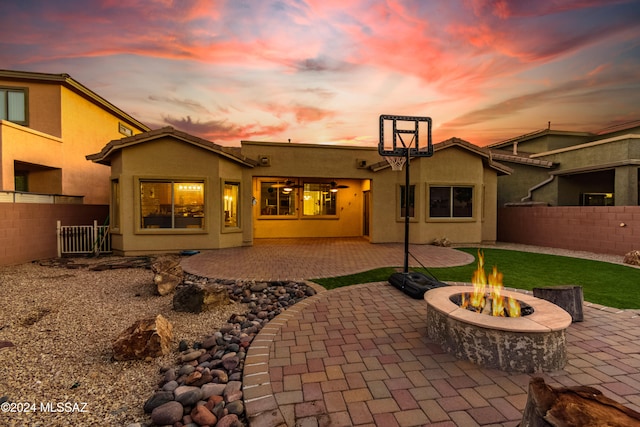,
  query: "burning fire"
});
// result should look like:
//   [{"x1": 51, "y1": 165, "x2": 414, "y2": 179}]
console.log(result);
[{"x1": 461, "y1": 250, "x2": 521, "y2": 317}]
